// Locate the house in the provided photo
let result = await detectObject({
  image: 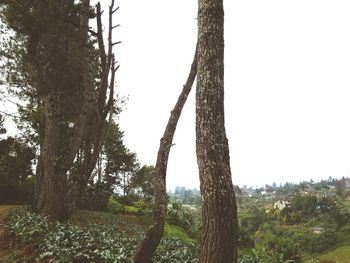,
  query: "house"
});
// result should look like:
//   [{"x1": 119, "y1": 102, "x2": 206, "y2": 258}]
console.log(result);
[
  {"x1": 310, "y1": 227, "x2": 324, "y2": 234},
  {"x1": 274, "y1": 200, "x2": 290, "y2": 210}
]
